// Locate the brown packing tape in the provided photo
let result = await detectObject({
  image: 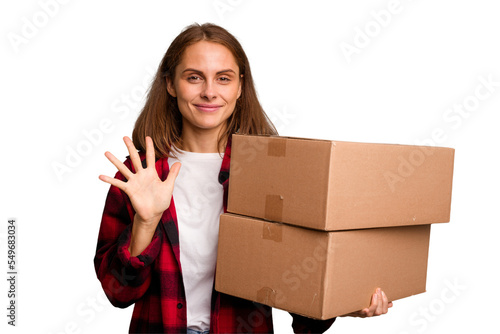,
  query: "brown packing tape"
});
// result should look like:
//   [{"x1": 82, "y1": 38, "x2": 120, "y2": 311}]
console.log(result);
[
  {"x1": 265, "y1": 195, "x2": 284, "y2": 222},
  {"x1": 262, "y1": 220, "x2": 283, "y2": 242},
  {"x1": 256, "y1": 287, "x2": 276, "y2": 306},
  {"x1": 267, "y1": 137, "x2": 287, "y2": 157}
]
